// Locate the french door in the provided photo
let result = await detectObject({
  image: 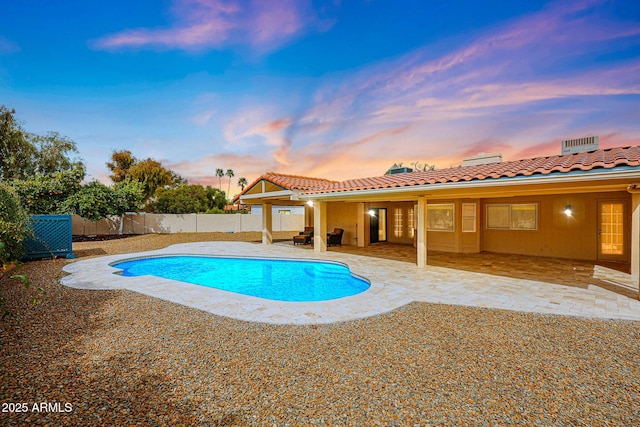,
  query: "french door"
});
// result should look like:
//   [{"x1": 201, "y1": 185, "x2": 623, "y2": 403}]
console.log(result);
[{"x1": 597, "y1": 201, "x2": 627, "y2": 262}]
